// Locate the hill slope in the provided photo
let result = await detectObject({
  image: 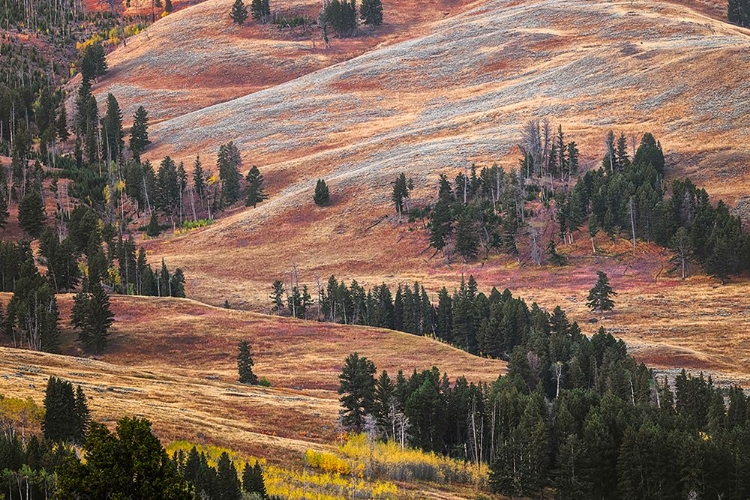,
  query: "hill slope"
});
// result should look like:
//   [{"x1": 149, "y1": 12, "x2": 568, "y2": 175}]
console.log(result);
[
  {"x1": 0, "y1": 293, "x2": 505, "y2": 461},
  {"x1": 89, "y1": 0, "x2": 750, "y2": 384}
]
